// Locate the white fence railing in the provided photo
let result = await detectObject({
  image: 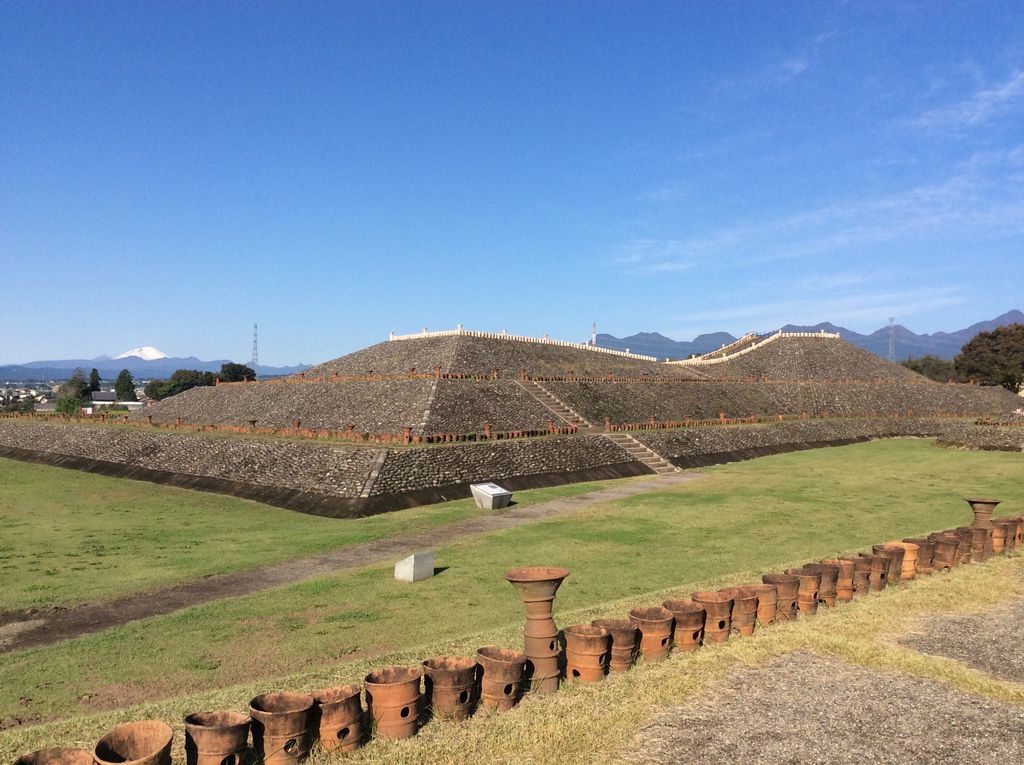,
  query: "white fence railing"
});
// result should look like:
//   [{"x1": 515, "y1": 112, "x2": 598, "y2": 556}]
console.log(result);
[{"x1": 669, "y1": 330, "x2": 842, "y2": 366}]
